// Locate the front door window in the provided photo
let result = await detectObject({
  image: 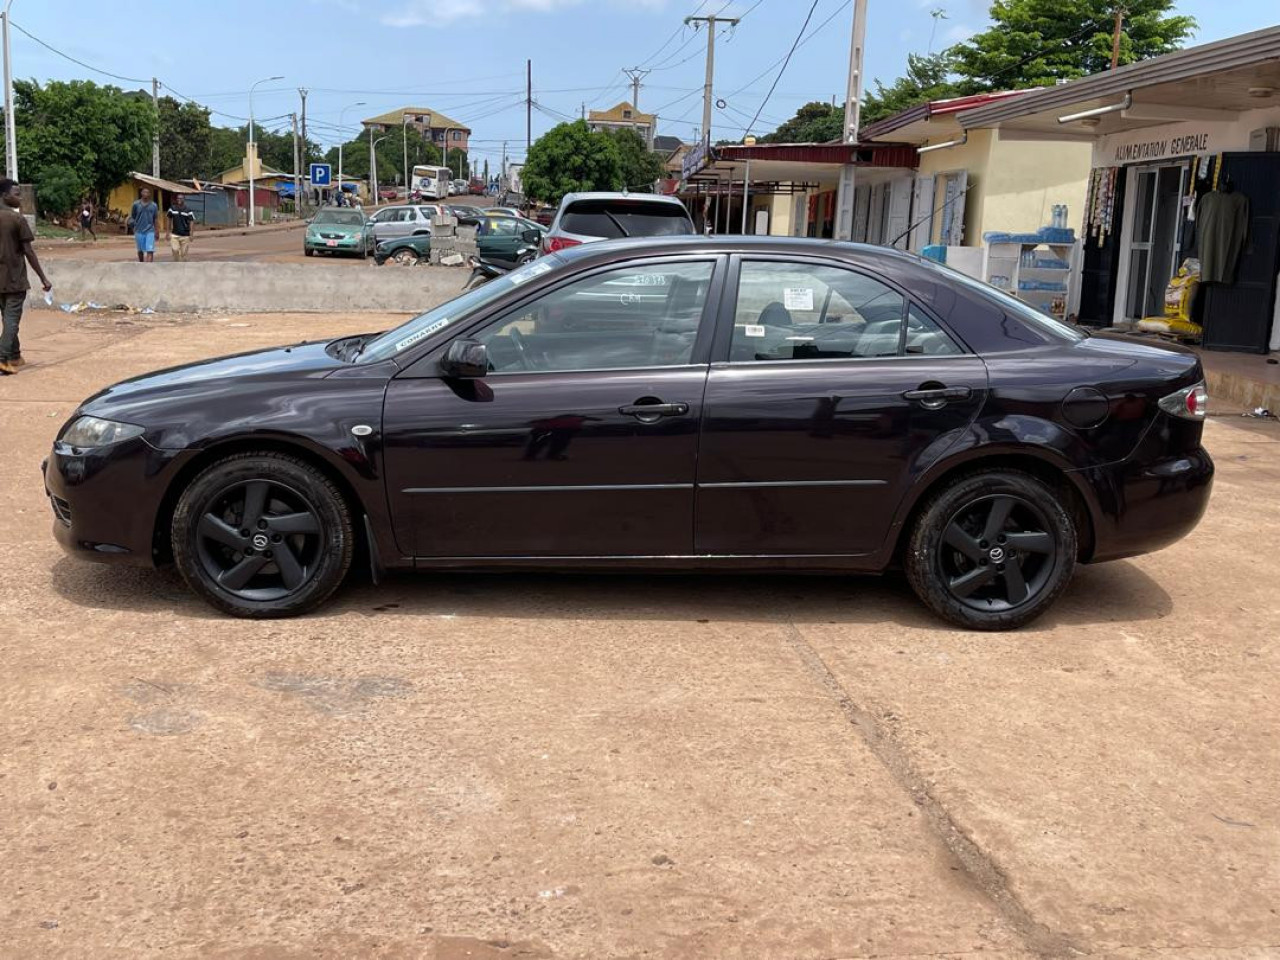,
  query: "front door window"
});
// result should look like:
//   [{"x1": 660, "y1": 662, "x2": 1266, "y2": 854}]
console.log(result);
[{"x1": 477, "y1": 261, "x2": 714, "y2": 373}]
